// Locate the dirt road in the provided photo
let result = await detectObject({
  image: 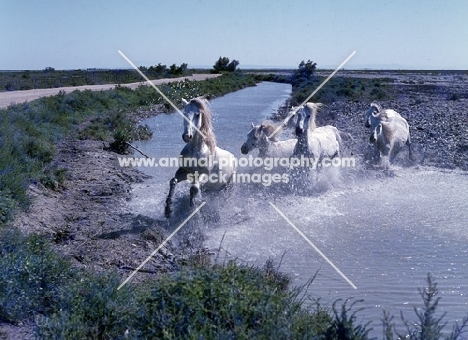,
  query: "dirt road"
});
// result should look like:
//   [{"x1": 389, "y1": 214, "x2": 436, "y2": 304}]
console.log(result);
[{"x1": 0, "y1": 73, "x2": 221, "y2": 108}]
